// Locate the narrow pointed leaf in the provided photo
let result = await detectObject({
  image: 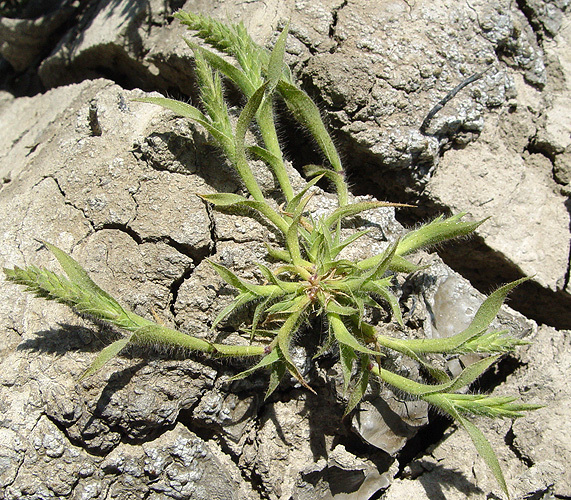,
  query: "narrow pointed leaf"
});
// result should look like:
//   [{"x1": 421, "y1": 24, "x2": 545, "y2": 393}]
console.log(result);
[
  {"x1": 325, "y1": 301, "x2": 359, "y2": 317},
  {"x1": 251, "y1": 295, "x2": 275, "y2": 338},
  {"x1": 199, "y1": 193, "x2": 249, "y2": 206},
  {"x1": 256, "y1": 263, "x2": 282, "y2": 288},
  {"x1": 133, "y1": 97, "x2": 233, "y2": 151},
  {"x1": 328, "y1": 313, "x2": 381, "y2": 356},
  {"x1": 446, "y1": 355, "x2": 500, "y2": 392},
  {"x1": 79, "y1": 335, "x2": 132, "y2": 381},
  {"x1": 357, "y1": 252, "x2": 422, "y2": 274},
  {"x1": 212, "y1": 291, "x2": 258, "y2": 328},
  {"x1": 209, "y1": 260, "x2": 251, "y2": 292},
  {"x1": 248, "y1": 145, "x2": 283, "y2": 175},
  {"x1": 388, "y1": 255, "x2": 422, "y2": 273},
  {"x1": 235, "y1": 83, "x2": 268, "y2": 155},
  {"x1": 286, "y1": 175, "x2": 324, "y2": 213},
  {"x1": 344, "y1": 355, "x2": 370, "y2": 416},
  {"x1": 265, "y1": 361, "x2": 287, "y2": 399},
  {"x1": 363, "y1": 240, "x2": 399, "y2": 283},
  {"x1": 265, "y1": 297, "x2": 300, "y2": 314},
  {"x1": 458, "y1": 416, "x2": 510, "y2": 498},
  {"x1": 227, "y1": 348, "x2": 280, "y2": 381},
  {"x1": 396, "y1": 213, "x2": 486, "y2": 256},
  {"x1": 276, "y1": 302, "x2": 313, "y2": 391},
  {"x1": 370, "y1": 285, "x2": 403, "y2": 326},
  {"x1": 461, "y1": 278, "x2": 529, "y2": 342},
  {"x1": 324, "y1": 201, "x2": 411, "y2": 229},
  {"x1": 285, "y1": 193, "x2": 313, "y2": 267},
  {"x1": 303, "y1": 164, "x2": 346, "y2": 187},
  {"x1": 277, "y1": 81, "x2": 344, "y2": 179},
  {"x1": 330, "y1": 229, "x2": 371, "y2": 259},
  {"x1": 267, "y1": 22, "x2": 289, "y2": 91},
  {"x1": 266, "y1": 244, "x2": 291, "y2": 263},
  {"x1": 43, "y1": 242, "x2": 117, "y2": 305},
  {"x1": 339, "y1": 343, "x2": 356, "y2": 393},
  {"x1": 184, "y1": 40, "x2": 255, "y2": 96},
  {"x1": 231, "y1": 83, "x2": 269, "y2": 202}
]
